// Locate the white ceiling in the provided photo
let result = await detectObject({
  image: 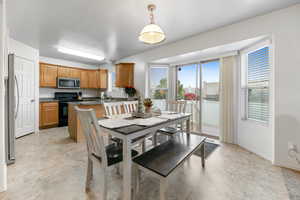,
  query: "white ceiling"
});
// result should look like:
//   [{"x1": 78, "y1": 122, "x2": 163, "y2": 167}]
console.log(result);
[
  {"x1": 153, "y1": 36, "x2": 269, "y2": 65},
  {"x1": 7, "y1": 0, "x2": 300, "y2": 64}
]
